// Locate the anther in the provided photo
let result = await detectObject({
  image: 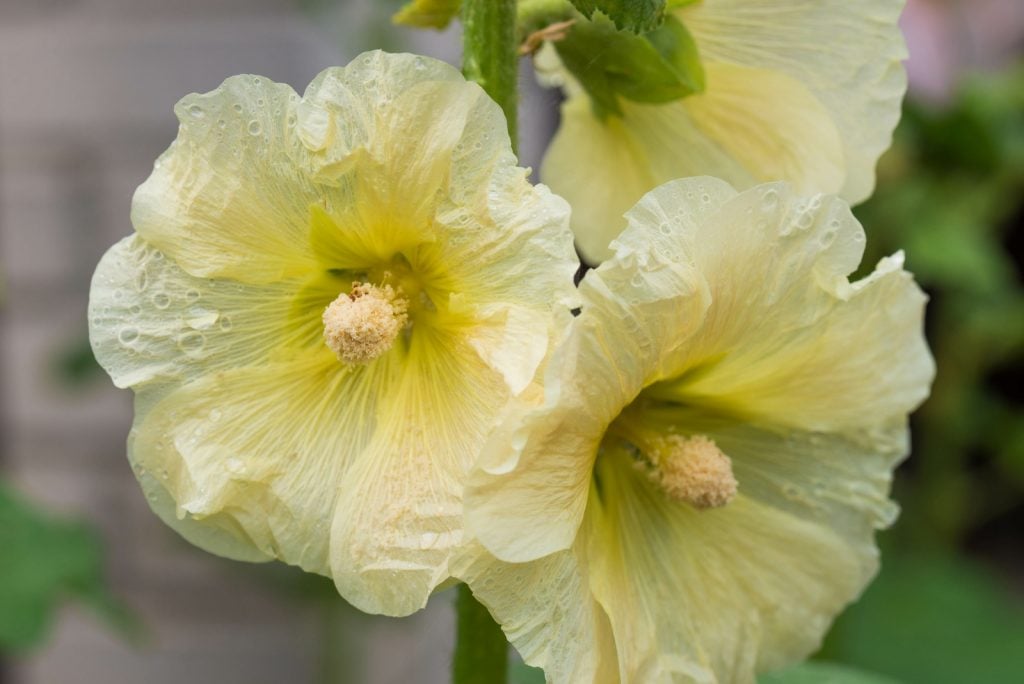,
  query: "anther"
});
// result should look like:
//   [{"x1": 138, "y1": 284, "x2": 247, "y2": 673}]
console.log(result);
[
  {"x1": 322, "y1": 282, "x2": 408, "y2": 364},
  {"x1": 650, "y1": 434, "x2": 738, "y2": 509}
]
